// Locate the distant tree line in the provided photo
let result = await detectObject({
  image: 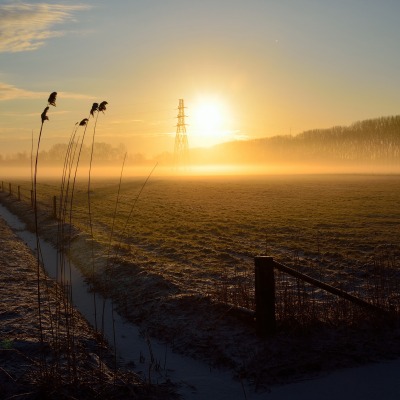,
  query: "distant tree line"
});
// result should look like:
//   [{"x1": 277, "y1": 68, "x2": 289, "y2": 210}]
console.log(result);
[
  {"x1": 2, "y1": 115, "x2": 400, "y2": 168},
  {"x1": 191, "y1": 115, "x2": 400, "y2": 166},
  {"x1": 0, "y1": 142, "x2": 152, "y2": 166}
]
